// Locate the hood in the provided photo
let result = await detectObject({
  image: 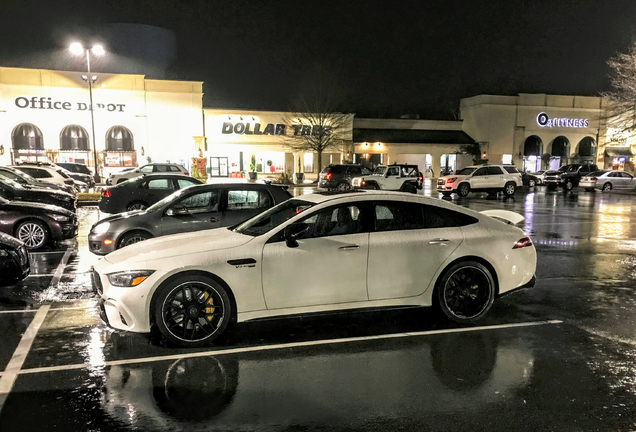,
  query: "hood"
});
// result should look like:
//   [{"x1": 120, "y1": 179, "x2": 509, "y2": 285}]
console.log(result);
[
  {"x1": 0, "y1": 231, "x2": 24, "y2": 249},
  {"x1": 545, "y1": 170, "x2": 562, "y2": 175},
  {"x1": 4, "y1": 200, "x2": 74, "y2": 216},
  {"x1": 95, "y1": 210, "x2": 145, "y2": 226},
  {"x1": 103, "y1": 227, "x2": 254, "y2": 265},
  {"x1": 21, "y1": 186, "x2": 74, "y2": 199}
]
